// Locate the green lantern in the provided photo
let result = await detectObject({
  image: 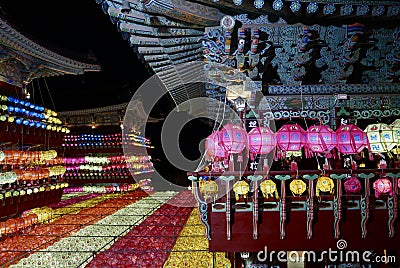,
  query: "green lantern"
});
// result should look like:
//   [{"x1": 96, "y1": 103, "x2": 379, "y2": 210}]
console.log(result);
[
  {"x1": 365, "y1": 123, "x2": 396, "y2": 153},
  {"x1": 390, "y1": 119, "x2": 400, "y2": 153}
]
